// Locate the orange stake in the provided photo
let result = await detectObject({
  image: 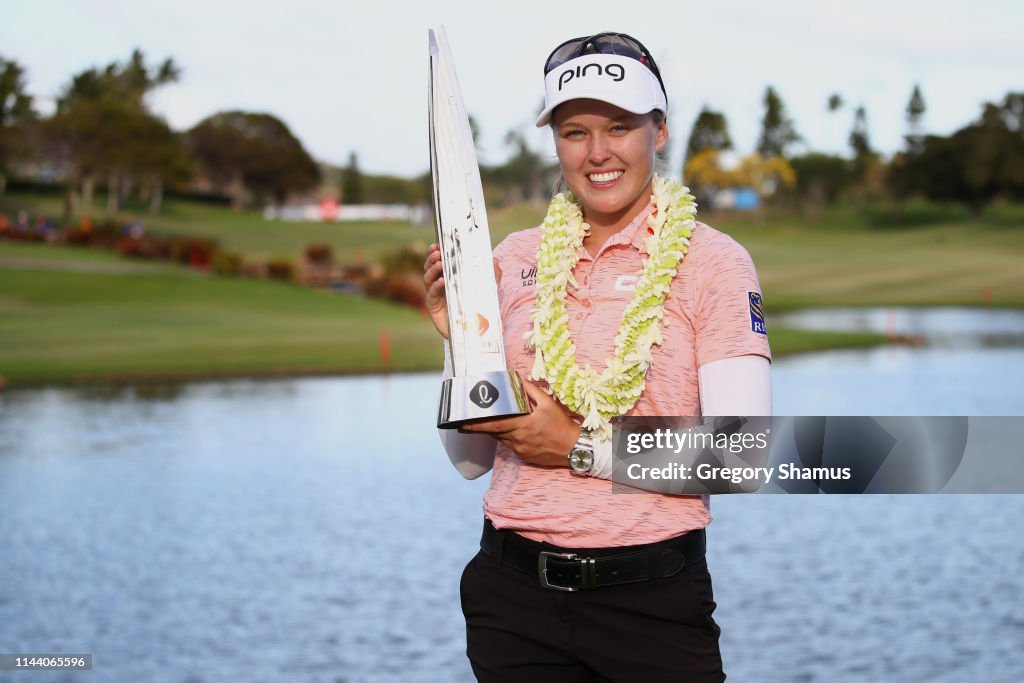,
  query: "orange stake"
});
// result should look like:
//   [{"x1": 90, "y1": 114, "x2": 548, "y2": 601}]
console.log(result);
[{"x1": 380, "y1": 330, "x2": 392, "y2": 366}]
